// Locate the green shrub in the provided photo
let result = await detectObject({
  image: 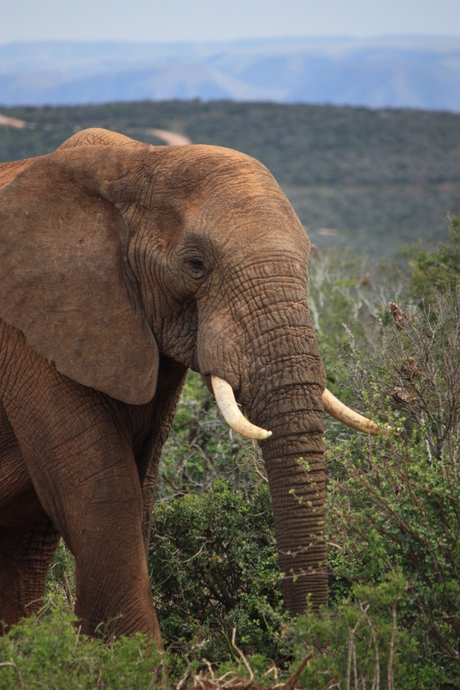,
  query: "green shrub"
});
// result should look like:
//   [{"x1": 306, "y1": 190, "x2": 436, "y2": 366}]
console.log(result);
[
  {"x1": 197, "y1": 574, "x2": 417, "y2": 689},
  {"x1": 0, "y1": 594, "x2": 164, "y2": 689},
  {"x1": 149, "y1": 479, "x2": 287, "y2": 668},
  {"x1": 290, "y1": 573, "x2": 417, "y2": 690},
  {"x1": 325, "y1": 291, "x2": 460, "y2": 686},
  {"x1": 399, "y1": 215, "x2": 460, "y2": 302},
  {"x1": 326, "y1": 429, "x2": 460, "y2": 686}
]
